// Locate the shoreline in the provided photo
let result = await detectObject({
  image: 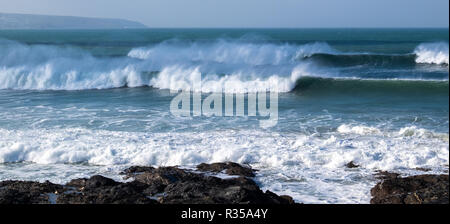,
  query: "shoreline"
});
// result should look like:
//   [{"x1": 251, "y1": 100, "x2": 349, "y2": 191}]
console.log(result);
[
  {"x1": 0, "y1": 162, "x2": 295, "y2": 204},
  {"x1": 0, "y1": 162, "x2": 448, "y2": 204}
]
